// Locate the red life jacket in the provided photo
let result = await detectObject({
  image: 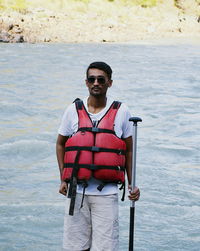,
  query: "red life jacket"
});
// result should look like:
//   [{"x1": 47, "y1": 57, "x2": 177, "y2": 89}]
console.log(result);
[{"x1": 62, "y1": 100, "x2": 126, "y2": 188}]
